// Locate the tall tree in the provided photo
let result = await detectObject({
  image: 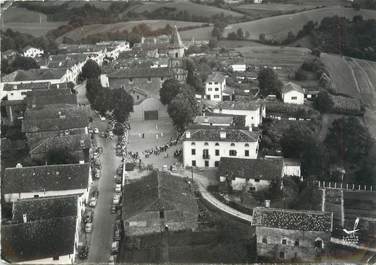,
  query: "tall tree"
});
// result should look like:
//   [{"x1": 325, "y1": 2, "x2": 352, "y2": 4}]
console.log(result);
[
  {"x1": 257, "y1": 68, "x2": 283, "y2": 97},
  {"x1": 167, "y1": 91, "x2": 198, "y2": 132},
  {"x1": 112, "y1": 88, "x2": 134, "y2": 123},
  {"x1": 160, "y1": 79, "x2": 181, "y2": 105},
  {"x1": 81, "y1": 59, "x2": 101, "y2": 79}
]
